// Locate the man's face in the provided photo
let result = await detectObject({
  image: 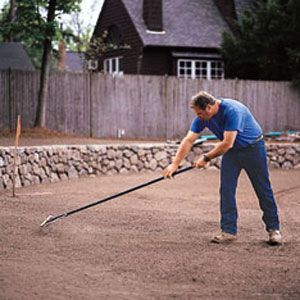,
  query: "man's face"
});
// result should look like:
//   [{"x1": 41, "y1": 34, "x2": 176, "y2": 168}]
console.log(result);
[{"x1": 193, "y1": 105, "x2": 214, "y2": 121}]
